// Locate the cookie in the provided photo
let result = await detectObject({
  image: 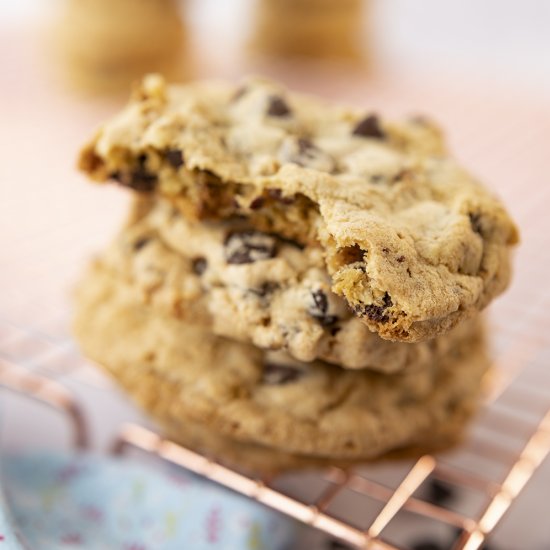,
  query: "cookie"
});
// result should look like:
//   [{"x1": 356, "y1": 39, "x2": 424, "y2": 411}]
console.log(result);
[
  {"x1": 115, "y1": 390, "x2": 470, "y2": 475},
  {"x1": 74, "y1": 260, "x2": 490, "y2": 459},
  {"x1": 79, "y1": 75, "x2": 518, "y2": 341},
  {"x1": 56, "y1": 0, "x2": 188, "y2": 92},
  {"x1": 249, "y1": 0, "x2": 366, "y2": 61},
  {"x1": 101, "y1": 196, "x2": 482, "y2": 372}
]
